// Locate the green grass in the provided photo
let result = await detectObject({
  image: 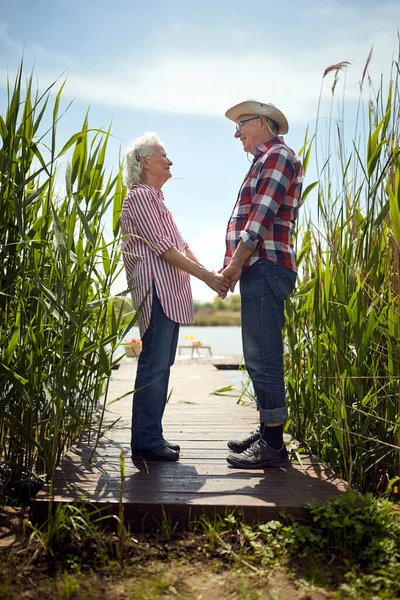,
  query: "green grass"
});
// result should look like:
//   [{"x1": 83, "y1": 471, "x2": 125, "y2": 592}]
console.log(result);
[{"x1": 1, "y1": 492, "x2": 399, "y2": 599}]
